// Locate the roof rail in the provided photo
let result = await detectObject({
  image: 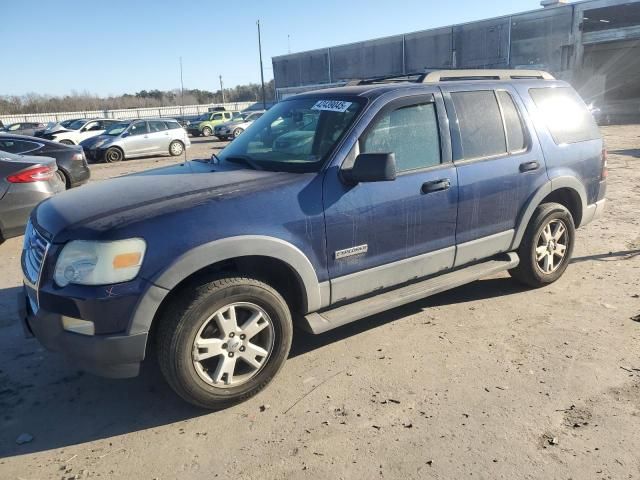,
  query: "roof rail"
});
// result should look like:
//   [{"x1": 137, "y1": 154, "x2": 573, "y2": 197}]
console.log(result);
[{"x1": 421, "y1": 69, "x2": 555, "y2": 83}]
